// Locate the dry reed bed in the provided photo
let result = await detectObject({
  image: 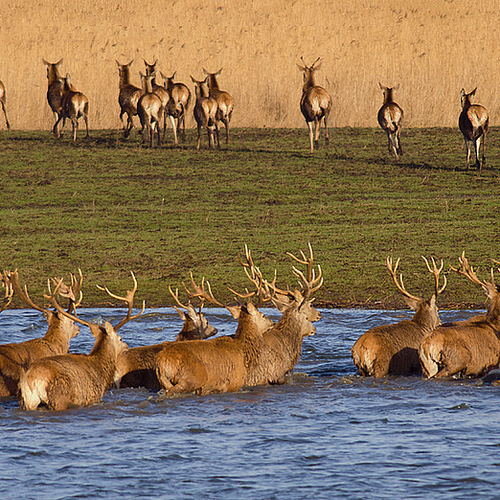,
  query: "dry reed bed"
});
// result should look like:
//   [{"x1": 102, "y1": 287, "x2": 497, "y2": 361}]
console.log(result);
[{"x1": 0, "y1": 1, "x2": 499, "y2": 130}]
